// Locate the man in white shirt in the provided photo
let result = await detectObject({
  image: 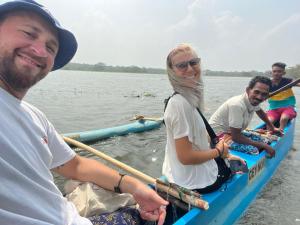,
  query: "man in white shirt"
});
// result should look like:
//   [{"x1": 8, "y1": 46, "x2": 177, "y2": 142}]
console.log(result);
[
  {"x1": 209, "y1": 76, "x2": 279, "y2": 157},
  {"x1": 0, "y1": 1, "x2": 167, "y2": 225}
]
